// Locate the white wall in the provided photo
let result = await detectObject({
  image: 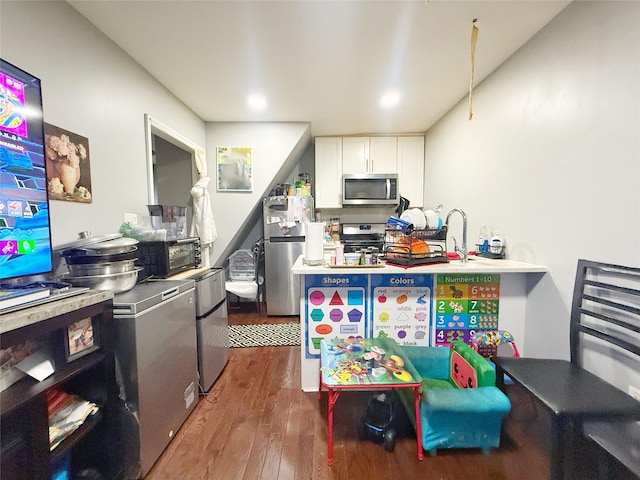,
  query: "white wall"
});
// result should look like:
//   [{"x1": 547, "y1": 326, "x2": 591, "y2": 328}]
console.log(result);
[
  {"x1": 206, "y1": 122, "x2": 311, "y2": 265},
  {"x1": 424, "y1": 1, "x2": 640, "y2": 359},
  {"x1": 0, "y1": 1, "x2": 206, "y2": 246}
]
